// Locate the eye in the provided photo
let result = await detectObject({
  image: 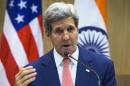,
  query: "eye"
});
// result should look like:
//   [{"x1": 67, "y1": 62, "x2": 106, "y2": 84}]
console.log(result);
[
  {"x1": 54, "y1": 27, "x2": 64, "y2": 35},
  {"x1": 67, "y1": 25, "x2": 75, "y2": 33}
]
